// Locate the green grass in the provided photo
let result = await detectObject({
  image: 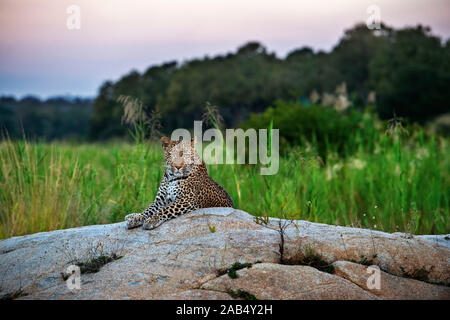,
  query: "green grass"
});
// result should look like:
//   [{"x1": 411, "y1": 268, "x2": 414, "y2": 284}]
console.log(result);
[
  {"x1": 224, "y1": 262, "x2": 253, "y2": 278},
  {"x1": 0, "y1": 131, "x2": 448, "y2": 239}
]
